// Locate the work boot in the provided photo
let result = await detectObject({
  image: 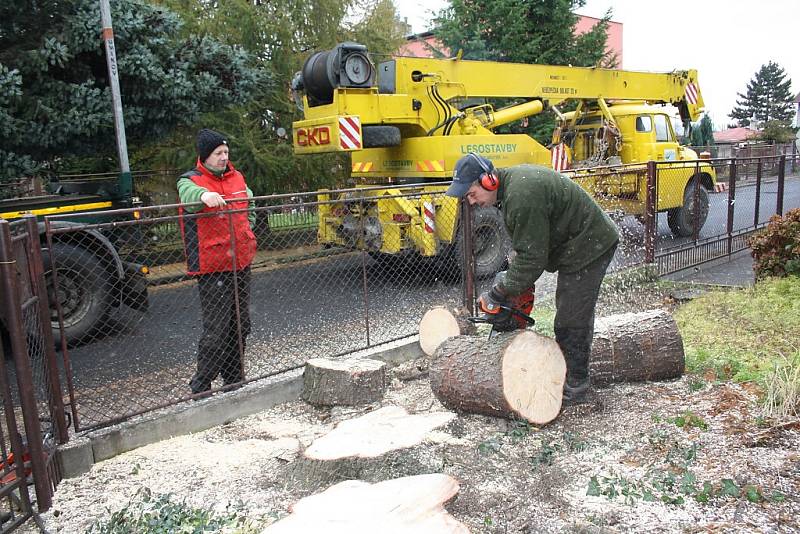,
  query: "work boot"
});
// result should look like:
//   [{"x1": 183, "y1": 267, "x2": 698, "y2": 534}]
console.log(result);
[{"x1": 562, "y1": 377, "x2": 591, "y2": 406}]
